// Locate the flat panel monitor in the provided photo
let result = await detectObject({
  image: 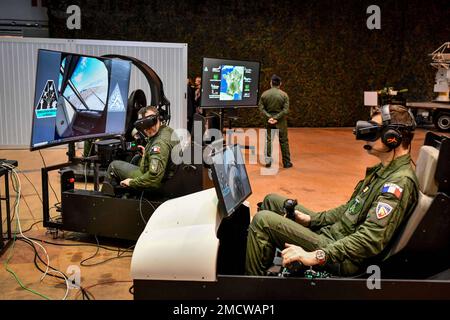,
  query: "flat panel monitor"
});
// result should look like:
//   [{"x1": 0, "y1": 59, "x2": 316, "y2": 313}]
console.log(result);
[
  {"x1": 210, "y1": 144, "x2": 252, "y2": 216},
  {"x1": 30, "y1": 49, "x2": 132, "y2": 150},
  {"x1": 200, "y1": 57, "x2": 260, "y2": 108}
]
